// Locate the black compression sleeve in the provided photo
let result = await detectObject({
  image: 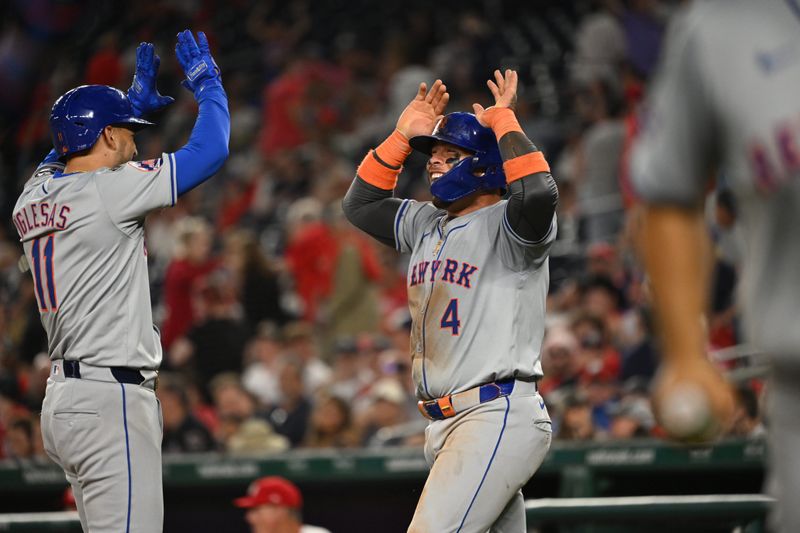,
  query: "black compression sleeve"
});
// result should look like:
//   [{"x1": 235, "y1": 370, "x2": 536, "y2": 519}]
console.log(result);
[
  {"x1": 499, "y1": 131, "x2": 559, "y2": 242},
  {"x1": 342, "y1": 177, "x2": 403, "y2": 248}
]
